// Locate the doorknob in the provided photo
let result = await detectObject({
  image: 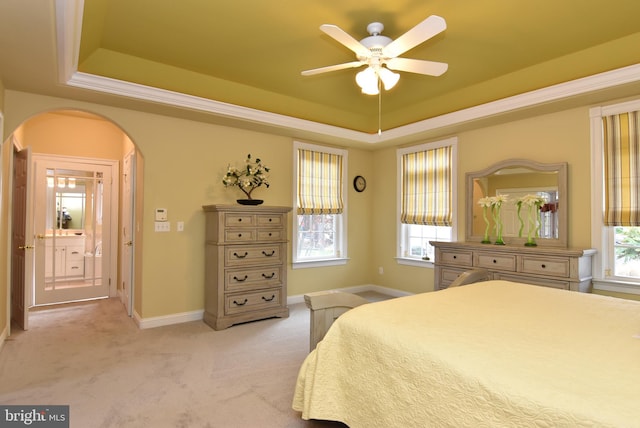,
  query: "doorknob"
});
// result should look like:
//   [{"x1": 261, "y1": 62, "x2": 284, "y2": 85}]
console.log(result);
[
  {"x1": 125, "y1": 241, "x2": 133, "y2": 246},
  {"x1": 18, "y1": 244, "x2": 34, "y2": 250}
]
